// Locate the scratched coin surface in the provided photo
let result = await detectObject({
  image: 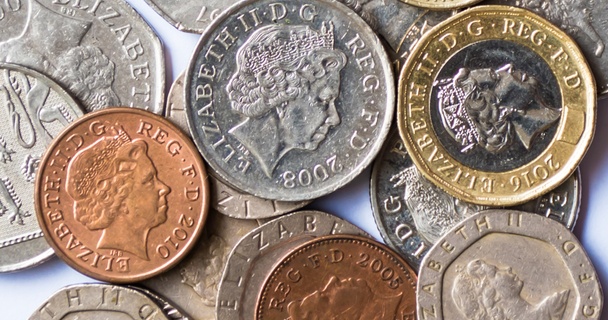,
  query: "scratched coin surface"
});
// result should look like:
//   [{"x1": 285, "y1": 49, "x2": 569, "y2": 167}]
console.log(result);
[
  {"x1": 256, "y1": 235, "x2": 417, "y2": 320},
  {"x1": 370, "y1": 130, "x2": 581, "y2": 270},
  {"x1": 0, "y1": 0, "x2": 165, "y2": 114},
  {"x1": 29, "y1": 283, "x2": 170, "y2": 320},
  {"x1": 397, "y1": 5, "x2": 595, "y2": 206},
  {"x1": 186, "y1": 0, "x2": 394, "y2": 201},
  {"x1": 417, "y1": 210, "x2": 603, "y2": 320},
  {"x1": 35, "y1": 108, "x2": 209, "y2": 283},
  {"x1": 0, "y1": 63, "x2": 83, "y2": 272},
  {"x1": 165, "y1": 73, "x2": 310, "y2": 218},
  {"x1": 216, "y1": 210, "x2": 367, "y2": 320}
]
